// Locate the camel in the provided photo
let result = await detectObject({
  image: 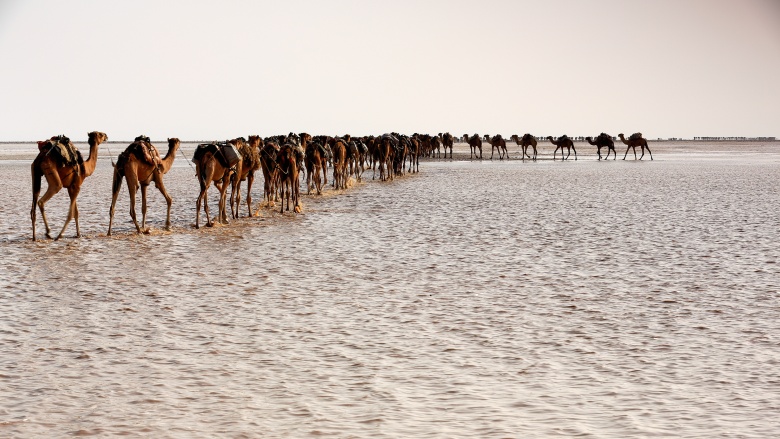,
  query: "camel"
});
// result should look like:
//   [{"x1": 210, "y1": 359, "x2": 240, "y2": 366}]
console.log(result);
[
  {"x1": 305, "y1": 137, "x2": 326, "y2": 195},
  {"x1": 442, "y1": 132, "x2": 454, "y2": 159},
  {"x1": 230, "y1": 136, "x2": 262, "y2": 218},
  {"x1": 259, "y1": 139, "x2": 281, "y2": 207},
  {"x1": 276, "y1": 143, "x2": 300, "y2": 213},
  {"x1": 331, "y1": 137, "x2": 348, "y2": 189},
  {"x1": 619, "y1": 133, "x2": 653, "y2": 160},
  {"x1": 375, "y1": 134, "x2": 396, "y2": 181},
  {"x1": 31, "y1": 131, "x2": 108, "y2": 240},
  {"x1": 193, "y1": 141, "x2": 238, "y2": 228},
  {"x1": 107, "y1": 137, "x2": 180, "y2": 236},
  {"x1": 490, "y1": 134, "x2": 508, "y2": 160},
  {"x1": 462, "y1": 134, "x2": 469, "y2": 143},
  {"x1": 407, "y1": 136, "x2": 420, "y2": 173},
  {"x1": 468, "y1": 134, "x2": 483, "y2": 160},
  {"x1": 483, "y1": 134, "x2": 490, "y2": 142},
  {"x1": 511, "y1": 134, "x2": 537, "y2": 161},
  {"x1": 586, "y1": 133, "x2": 616, "y2": 160},
  {"x1": 547, "y1": 135, "x2": 577, "y2": 161}
]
